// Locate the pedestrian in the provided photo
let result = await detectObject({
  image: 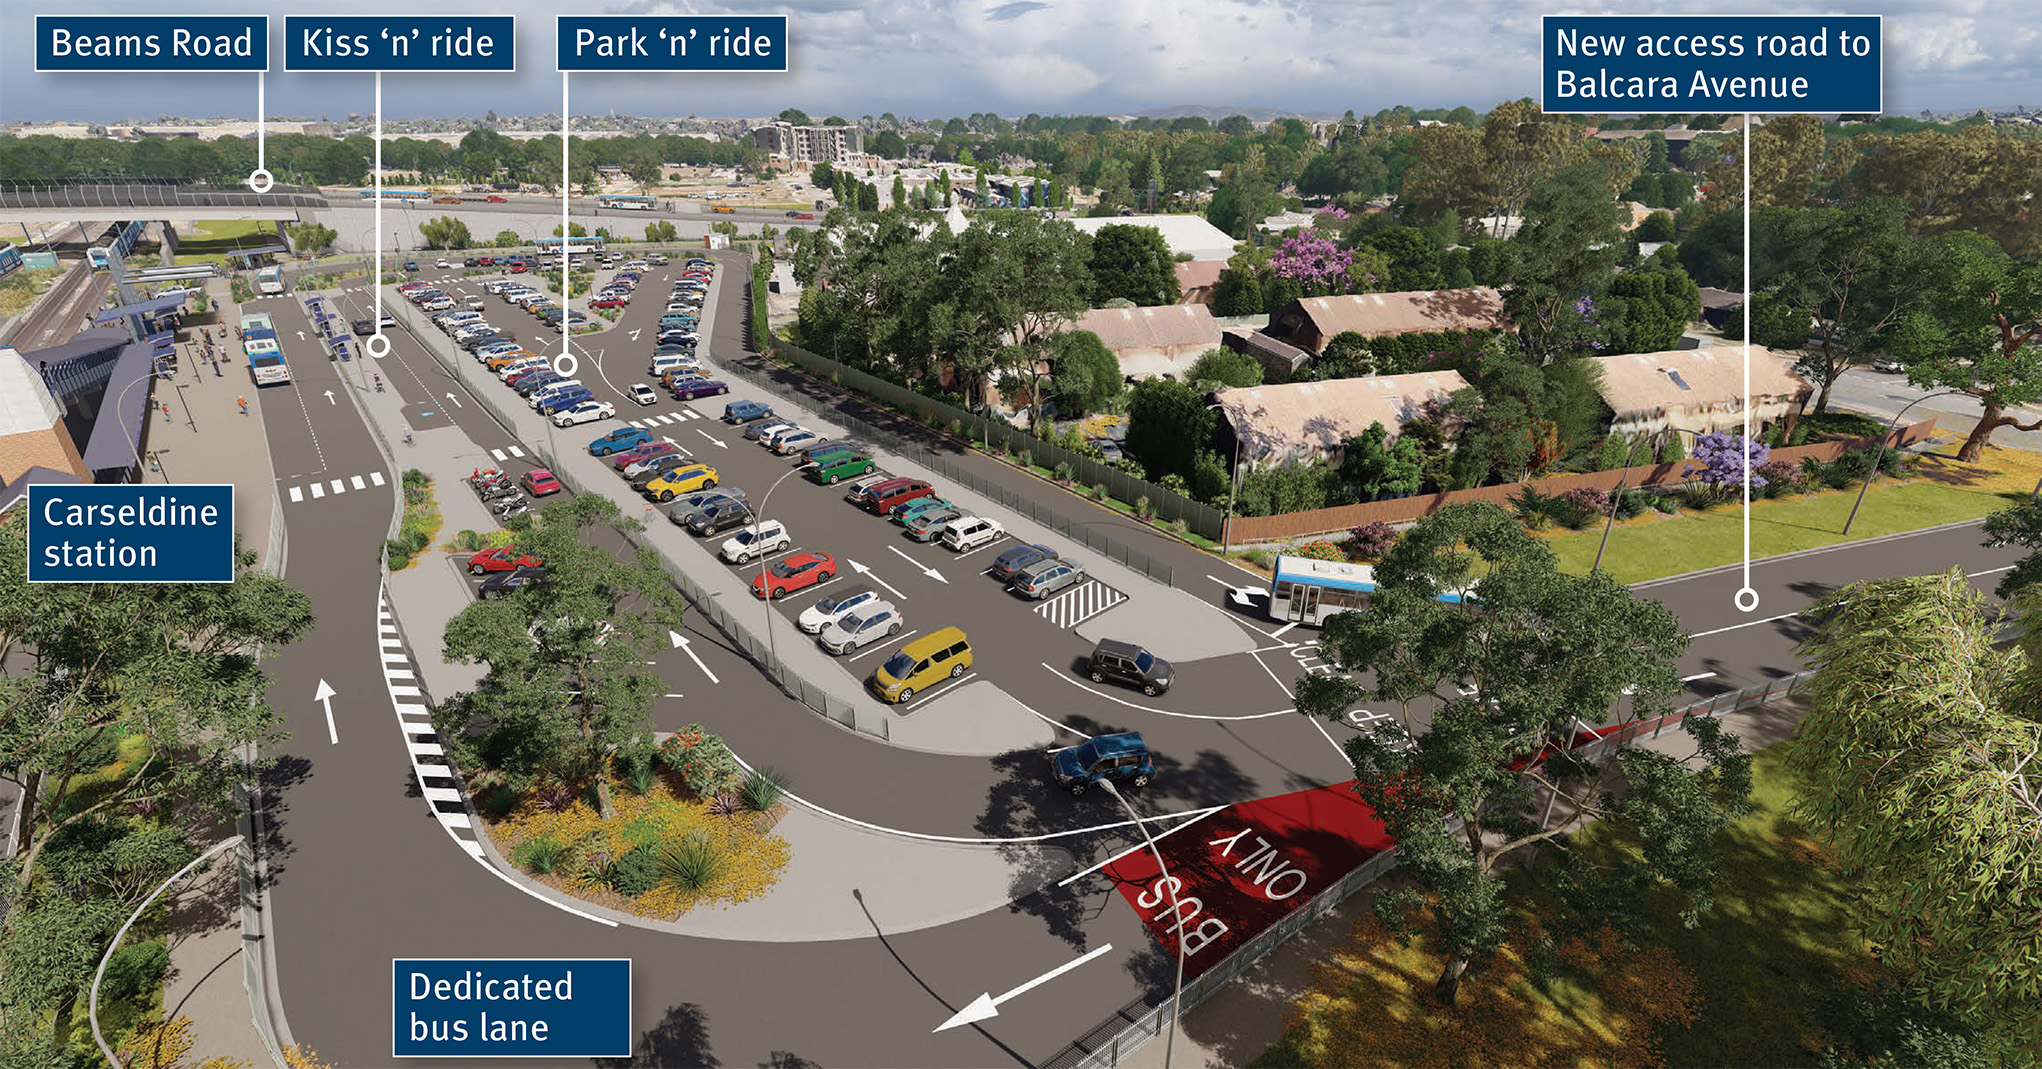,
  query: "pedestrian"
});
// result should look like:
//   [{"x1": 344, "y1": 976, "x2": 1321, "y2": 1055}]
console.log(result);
[
  {"x1": 236, "y1": 395, "x2": 248, "y2": 415},
  {"x1": 161, "y1": 402, "x2": 171, "y2": 422}
]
